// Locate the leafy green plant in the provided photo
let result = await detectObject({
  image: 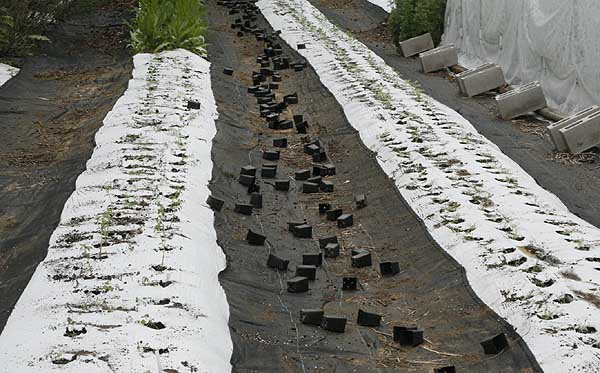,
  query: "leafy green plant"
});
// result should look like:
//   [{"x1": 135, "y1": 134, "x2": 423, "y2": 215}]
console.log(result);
[
  {"x1": 0, "y1": 8, "x2": 14, "y2": 52},
  {"x1": 388, "y1": 0, "x2": 447, "y2": 46},
  {"x1": 0, "y1": 0, "x2": 63, "y2": 56},
  {"x1": 128, "y1": 0, "x2": 207, "y2": 55}
]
